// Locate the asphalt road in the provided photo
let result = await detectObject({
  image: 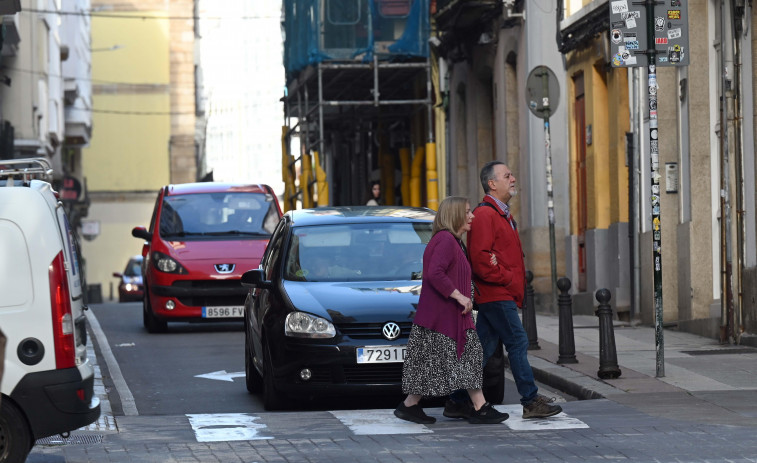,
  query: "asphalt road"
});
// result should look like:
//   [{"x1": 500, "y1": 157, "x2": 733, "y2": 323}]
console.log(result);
[{"x1": 90, "y1": 301, "x2": 569, "y2": 416}]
